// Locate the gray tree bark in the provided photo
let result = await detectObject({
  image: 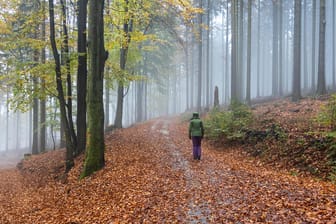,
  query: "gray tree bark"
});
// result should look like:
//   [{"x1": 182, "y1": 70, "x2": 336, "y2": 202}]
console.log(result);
[
  {"x1": 316, "y1": 0, "x2": 326, "y2": 95},
  {"x1": 292, "y1": 0, "x2": 302, "y2": 101}
]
